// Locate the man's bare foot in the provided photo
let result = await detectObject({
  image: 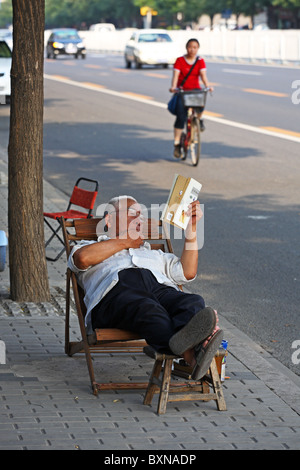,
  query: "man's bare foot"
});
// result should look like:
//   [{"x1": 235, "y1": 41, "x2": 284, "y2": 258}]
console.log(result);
[{"x1": 182, "y1": 348, "x2": 196, "y2": 368}]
